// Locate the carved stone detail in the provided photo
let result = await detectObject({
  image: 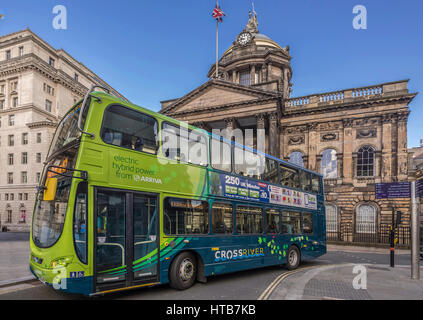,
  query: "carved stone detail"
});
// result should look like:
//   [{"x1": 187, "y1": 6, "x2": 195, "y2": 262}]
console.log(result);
[
  {"x1": 321, "y1": 132, "x2": 339, "y2": 142},
  {"x1": 288, "y1": 135, "x2": 305, "y2": 145},
  {"x1": 356, "y1": 128, "x2": 377, "y2": 139}
]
